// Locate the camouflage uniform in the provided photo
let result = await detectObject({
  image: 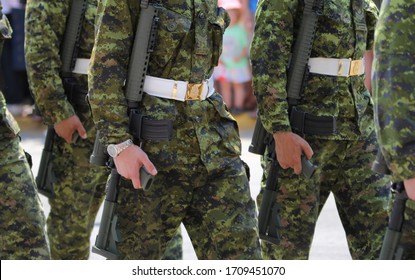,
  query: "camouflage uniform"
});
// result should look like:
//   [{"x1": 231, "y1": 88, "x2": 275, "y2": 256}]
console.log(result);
[
  {"x1": 88, "y1": 0, "x2": 261, "y2": 259},
  {"x1": 0, "y1": 8, "x2": 50, "y2": 260},
  {"x1": 24, "y1": 0, "x2": 109, "y2": 259},
  {"x1": 251, "y1": 0, "x2": 390, "y2": 259},
  {"x1": 25, "y1": 0, "x2": 184, "y2": 260},
  {"x1": 372, "y1": 0, "x2": 415, "y2": 260}
]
